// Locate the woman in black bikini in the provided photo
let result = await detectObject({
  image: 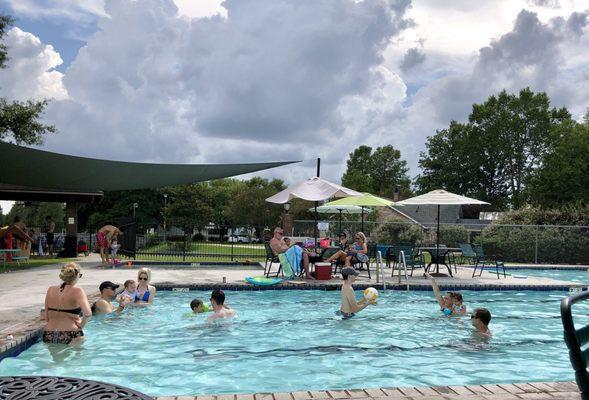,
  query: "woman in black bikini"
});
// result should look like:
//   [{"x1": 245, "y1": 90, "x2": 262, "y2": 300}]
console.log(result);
[{"x1": 43, "y1": 262, "x2": 92, "y2": 344}]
